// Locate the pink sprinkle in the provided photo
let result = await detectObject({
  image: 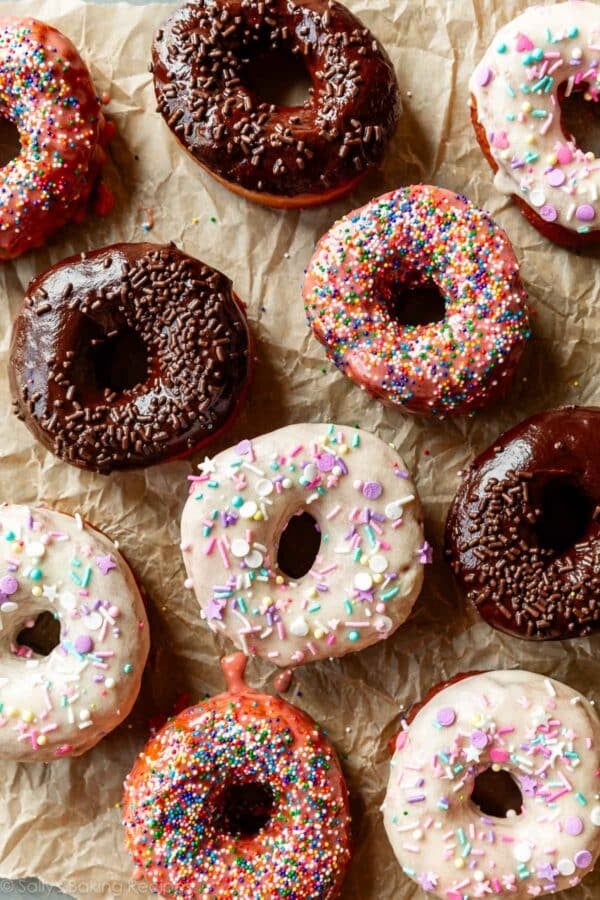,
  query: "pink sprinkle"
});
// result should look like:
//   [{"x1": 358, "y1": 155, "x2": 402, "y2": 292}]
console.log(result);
[
  {"x1": 395, "y1": 731, "x2": 408, "y2": 751},
  {"x1": 497, "y1": 726, "x2": 516, "y2": 735},
  {"x1": 217, "y1": 540, "x2": 230, "y2": 568},
  {"x1": 290, "y1": 444, "x2": 303, "y2": 457},
  {"x1": 477, "y1": 66, "x2": 493, "y2": 87},
  {"x1": 546, "y1": 168, "x2": 566, "y2": 187},
  {"x1": 326, "y1": 634, "x2": 336, "y2": 645},
  {"x1": 490, "y1": 747, "x2": 509, "y2": 763},
  {"x1": 557, "y1": 144, "x2": 573, "y2": 165},
  {"x1": 516, "y1": 33, "x2": 534, "y2": 52},
  {"x1": 493, "y1": 130, "x2": 509, "y2": 149},
  {"x1": 204, "y1": 538, "x2": 216, "y2": 556},
  {"x1": 326, "y1": 505, "x2": 341, "y2": 520}
]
